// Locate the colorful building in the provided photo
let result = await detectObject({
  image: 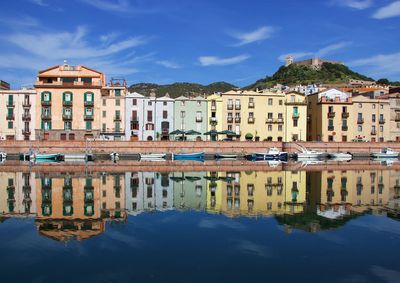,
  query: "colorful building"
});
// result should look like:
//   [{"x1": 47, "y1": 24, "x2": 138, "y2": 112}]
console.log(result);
[
  {"x1": 34, "y1": 63, "x2": 105, "y2": 140},
  {"x1": 0, "y1": 88, "x2": 36, "y2": 140},
  {"x1": 307, "y1": 88, "x2": 390, "y2": 142},
  {"x1": 173, "y1": 96, "x2": 207, "y2": 140}
]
